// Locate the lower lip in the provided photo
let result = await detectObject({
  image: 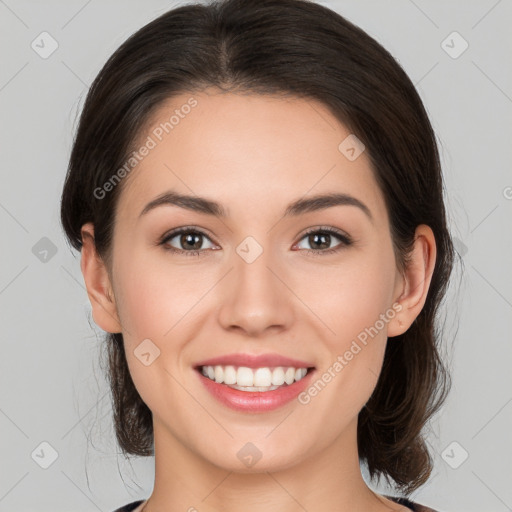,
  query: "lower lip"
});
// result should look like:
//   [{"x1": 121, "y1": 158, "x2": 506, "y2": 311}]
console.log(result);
[{"x1": 195, "y1": 368, "x2": 316, "y2": 413}]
